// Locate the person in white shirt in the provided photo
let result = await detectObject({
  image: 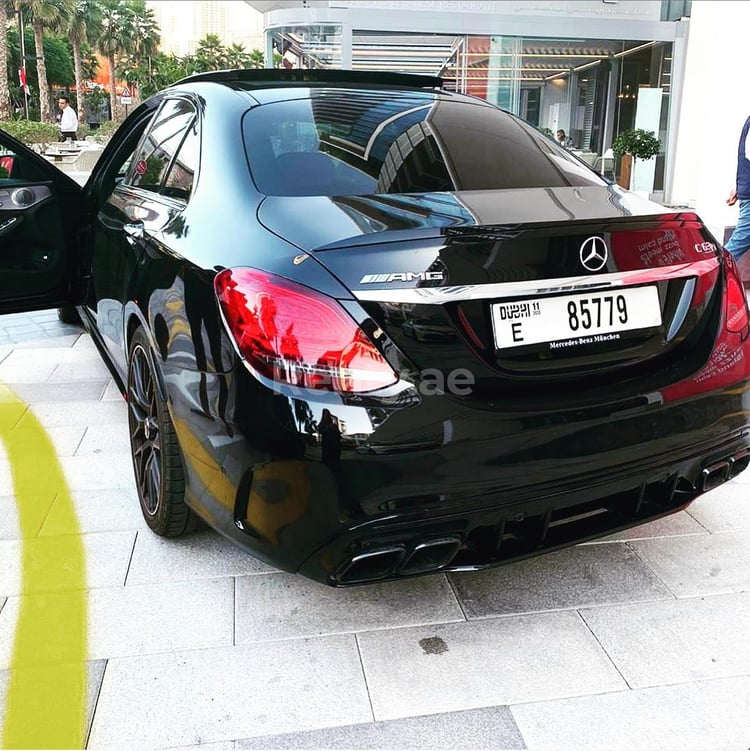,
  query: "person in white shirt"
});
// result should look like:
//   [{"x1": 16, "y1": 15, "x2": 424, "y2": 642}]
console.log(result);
[{"x1": 58, "y1": 96, "x2": 78, "y2": 142}]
